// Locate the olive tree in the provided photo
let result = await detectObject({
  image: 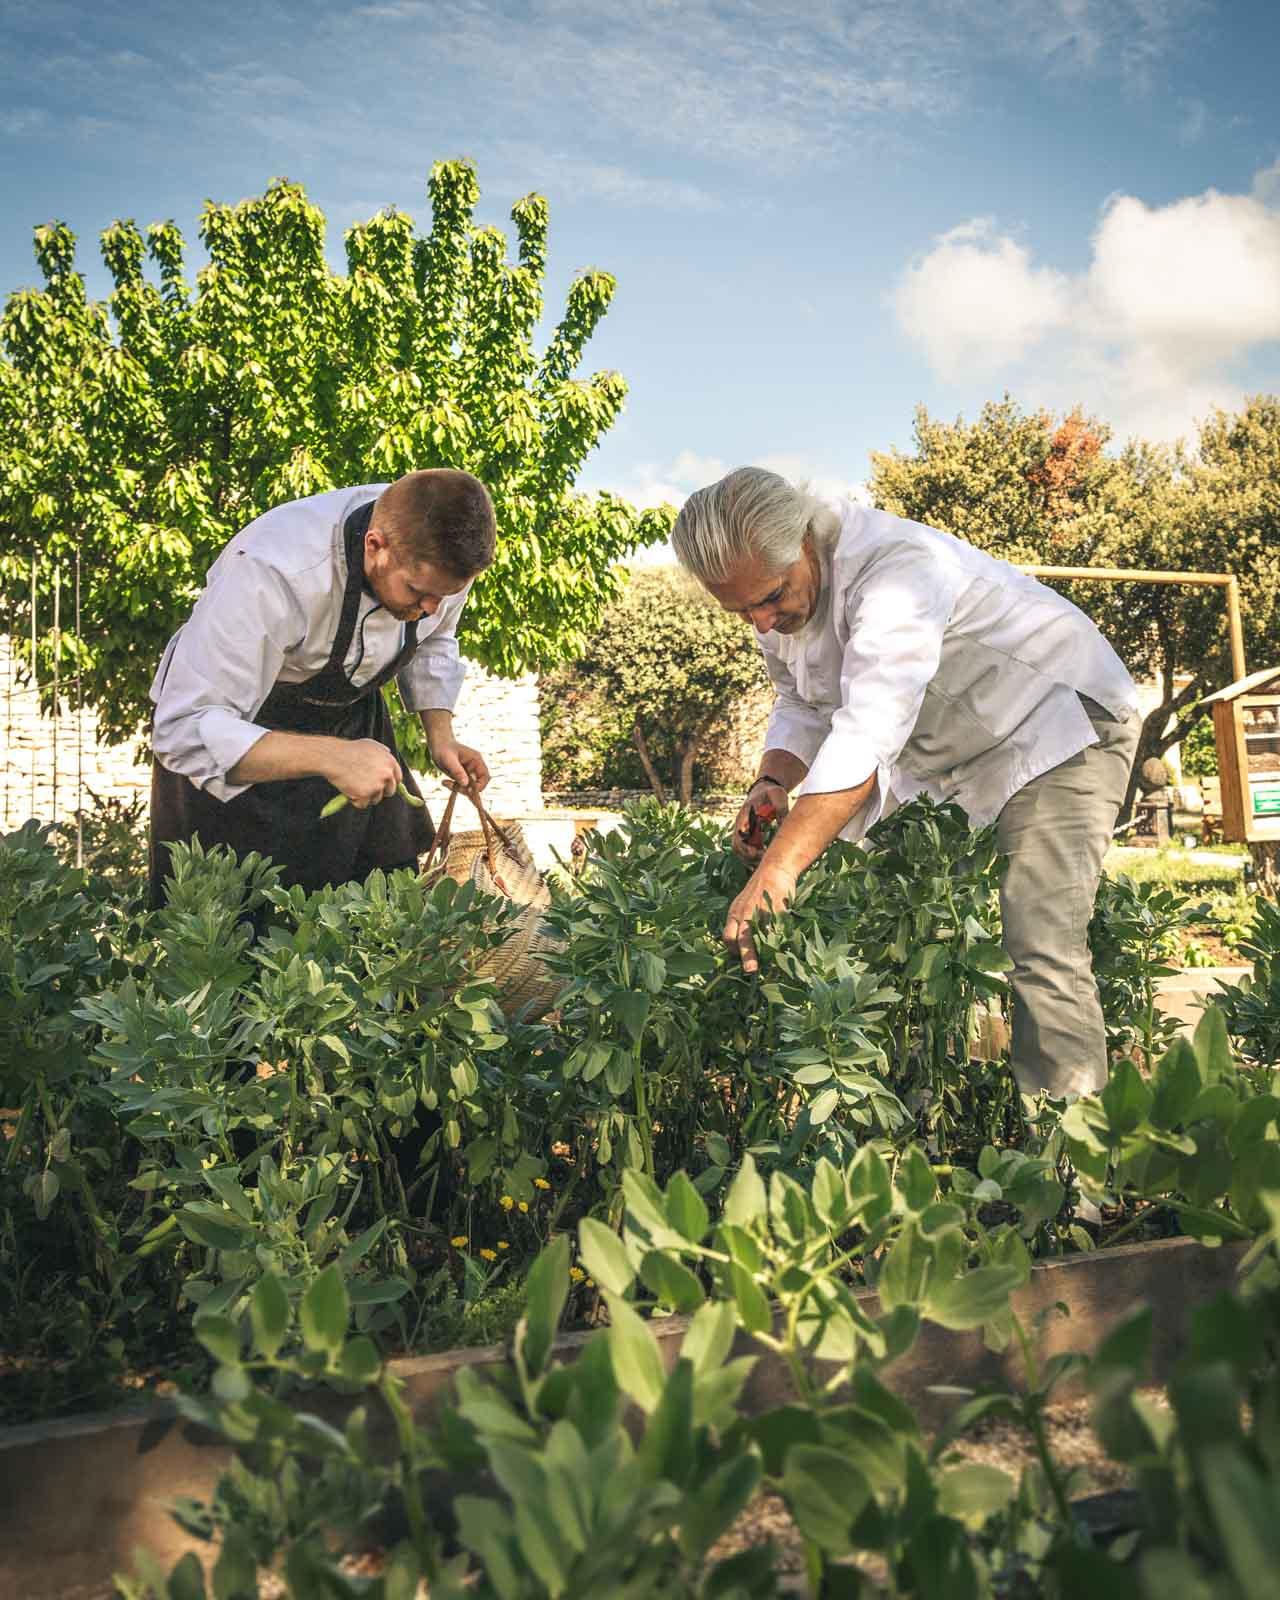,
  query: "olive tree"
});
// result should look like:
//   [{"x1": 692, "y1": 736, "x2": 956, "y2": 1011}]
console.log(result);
[
  {"x1": 541, "y1": 566, "x2": 768, "y2": 804},
  {"x1": 870, "y1": 396, "x2": 1280, "y2": 817},
  {"x1": 0, "y1": 161, "x2": 671, "y2": 753}
]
